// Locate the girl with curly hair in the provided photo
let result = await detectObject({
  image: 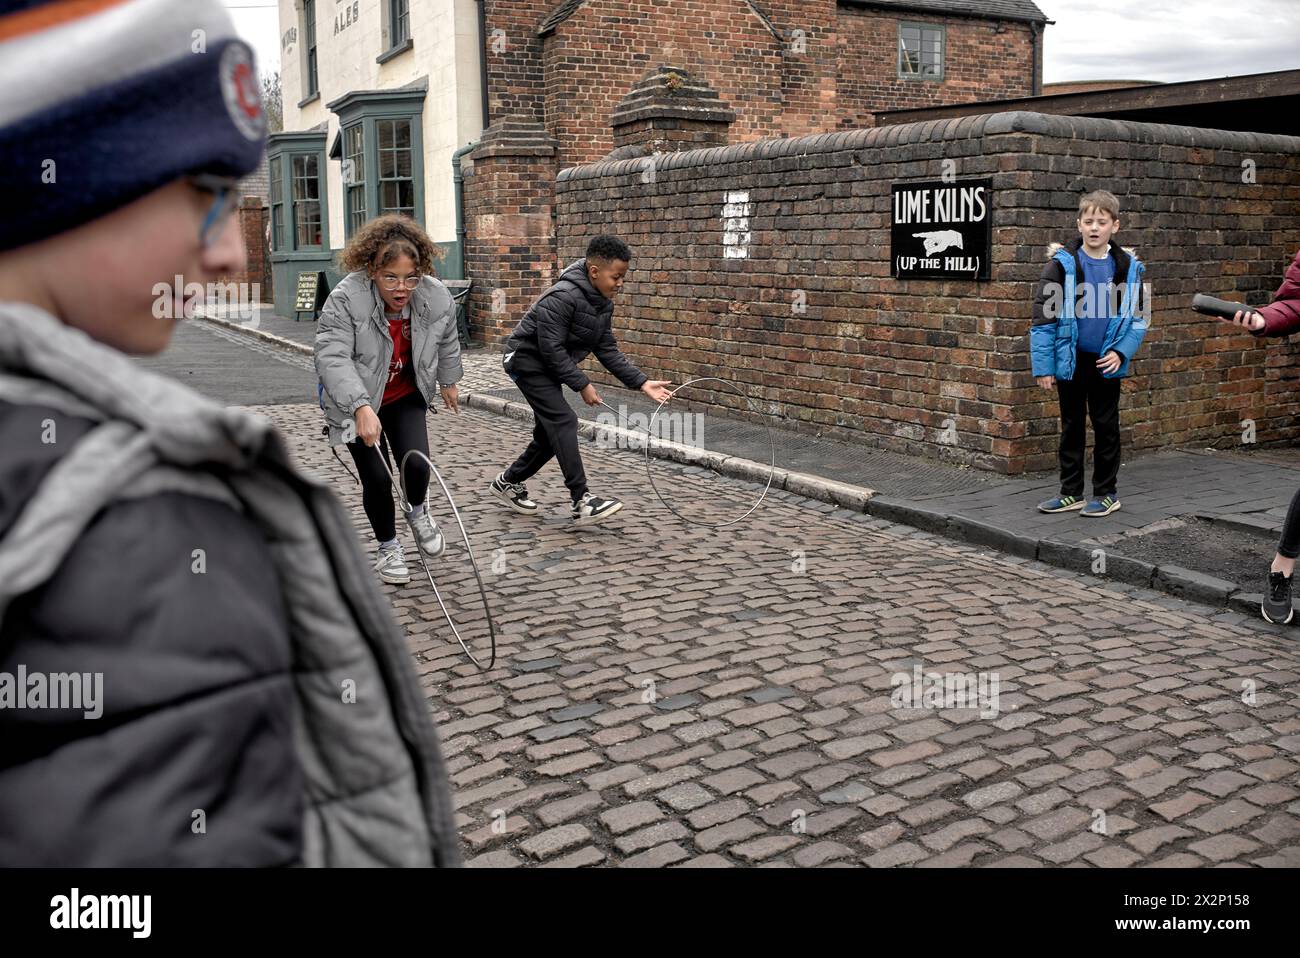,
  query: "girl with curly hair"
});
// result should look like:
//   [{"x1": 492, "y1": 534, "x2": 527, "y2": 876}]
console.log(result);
[{"x1": 315, "y1": 214, "x2": 462, "y2": 585}]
